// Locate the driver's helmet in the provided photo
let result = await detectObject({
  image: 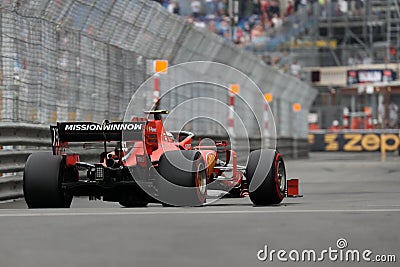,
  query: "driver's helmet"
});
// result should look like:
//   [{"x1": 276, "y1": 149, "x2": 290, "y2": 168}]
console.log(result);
[{"x1": 165, "y1": 131, "x2": 175, "y2": 141}]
